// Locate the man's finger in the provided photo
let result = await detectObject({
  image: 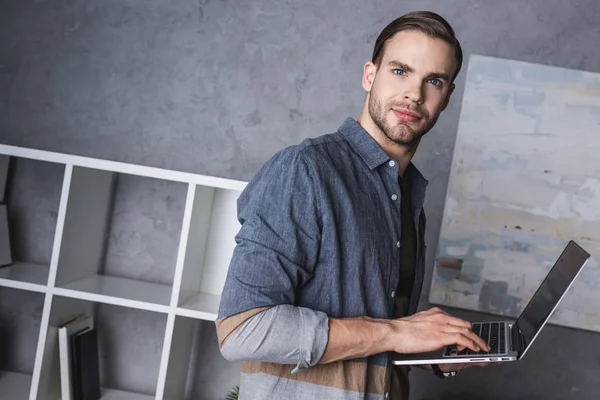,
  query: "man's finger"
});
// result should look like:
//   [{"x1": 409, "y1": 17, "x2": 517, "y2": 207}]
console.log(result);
[
  {"x1": 450, "y1": 333, "x2": 481, "y2": 353},
  {"x1": 443, "y1": 325, "x2": 489, "y2": 351}
]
